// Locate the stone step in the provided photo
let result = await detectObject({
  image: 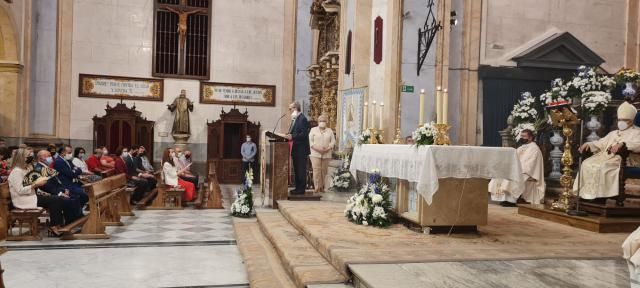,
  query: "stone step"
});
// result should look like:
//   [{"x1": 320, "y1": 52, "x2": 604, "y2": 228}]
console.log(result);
[
  {"x1": 257, "y1": 210, "x2": 347, "y2": 288},
  {"x1": 233, "y1": 220, "x2": 296, "y2": 288}
]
